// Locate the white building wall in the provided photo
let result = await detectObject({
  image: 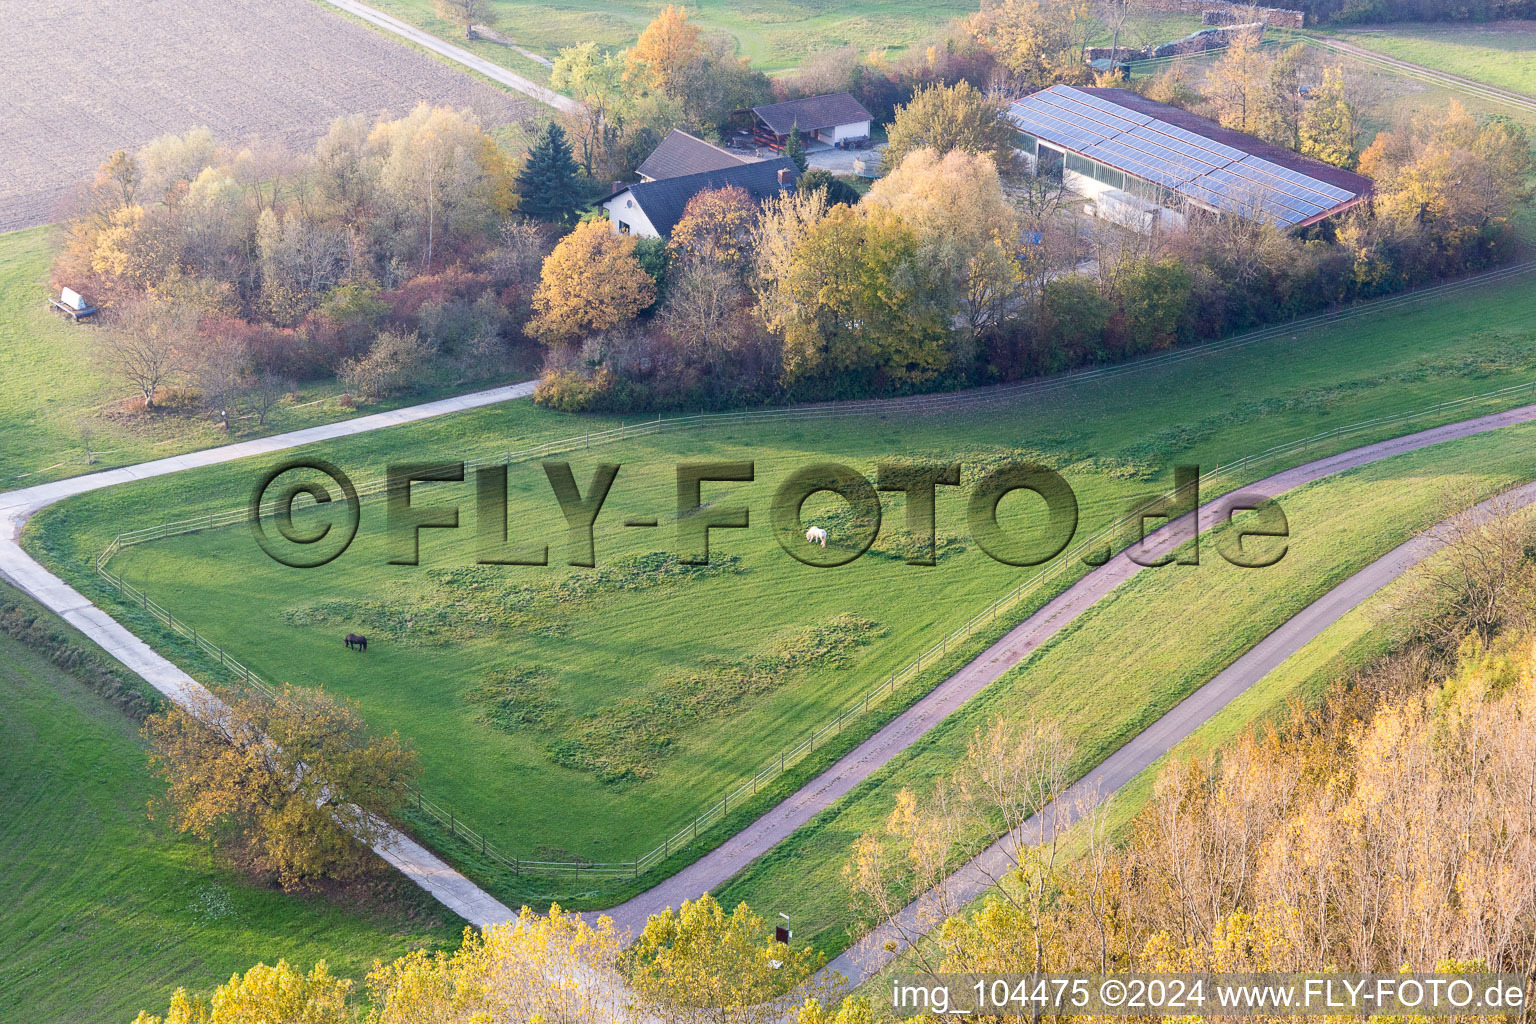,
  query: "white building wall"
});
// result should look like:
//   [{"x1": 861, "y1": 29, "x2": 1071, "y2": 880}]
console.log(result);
[
  {"x1": 601, "y1": 192, "x2": 661, "y2": 239},
  {"x1": 815, "y1": 120, "x2": 871, "y2": 144}
]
